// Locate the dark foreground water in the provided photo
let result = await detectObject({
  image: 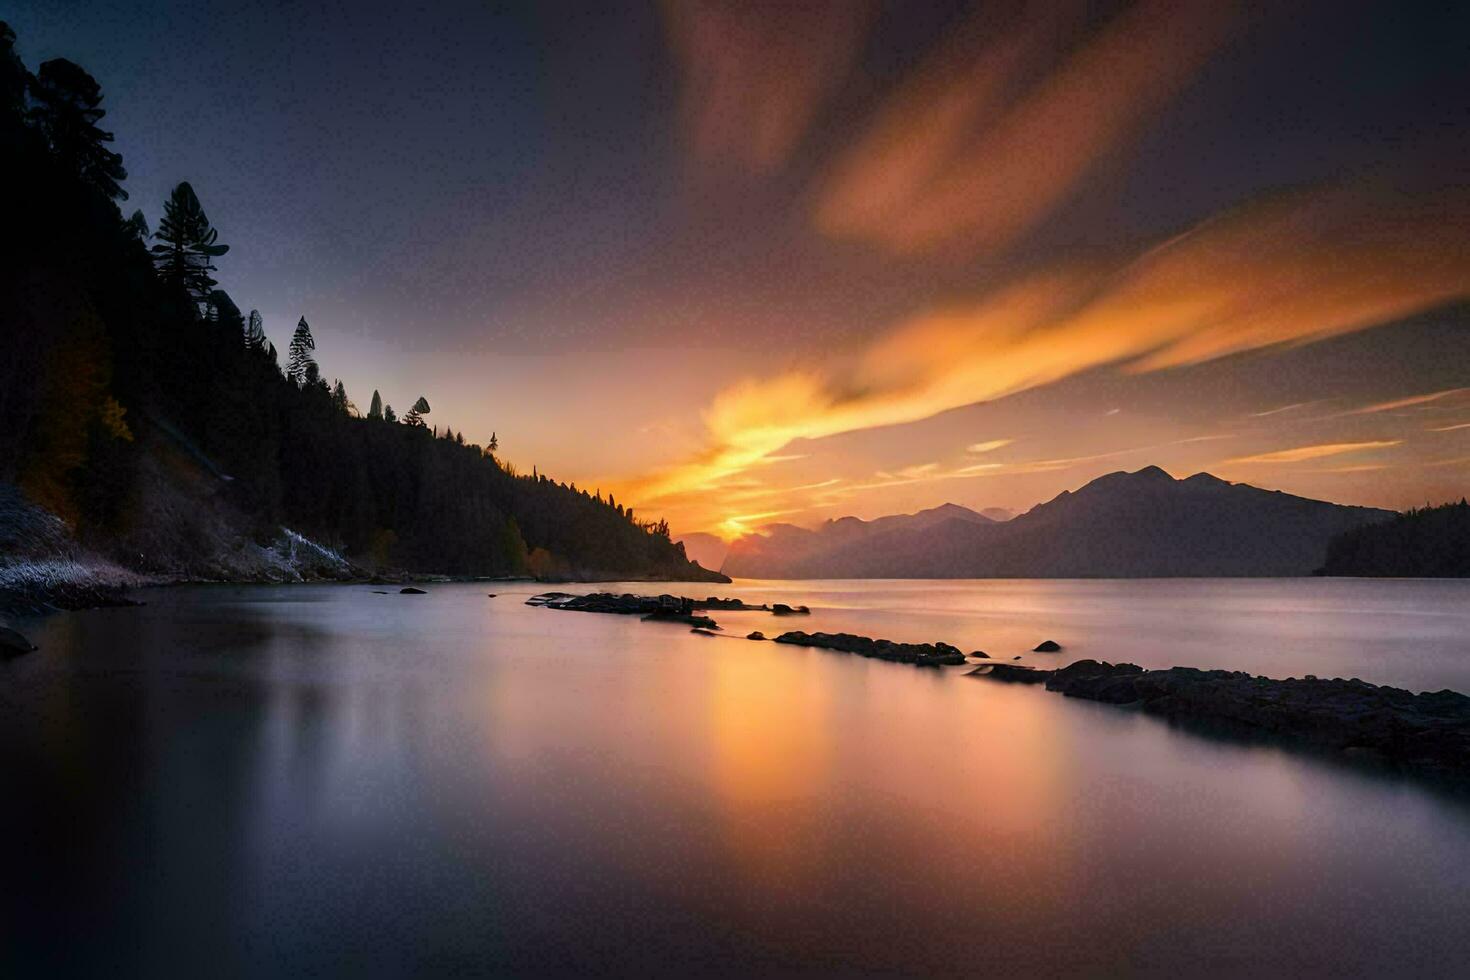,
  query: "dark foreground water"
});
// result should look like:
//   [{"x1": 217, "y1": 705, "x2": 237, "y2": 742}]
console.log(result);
[{"x1": 3, "y1": 579, "x2": 1469, "y2": 976}]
